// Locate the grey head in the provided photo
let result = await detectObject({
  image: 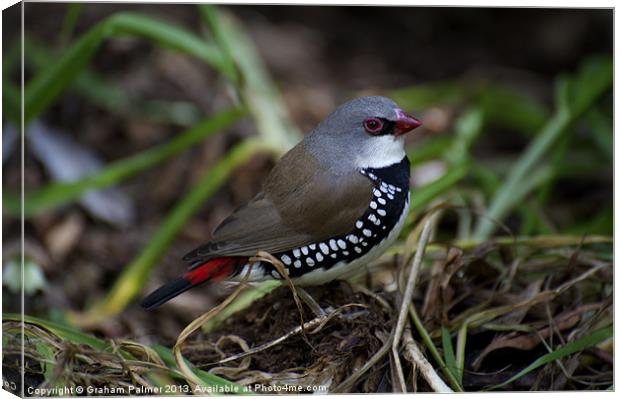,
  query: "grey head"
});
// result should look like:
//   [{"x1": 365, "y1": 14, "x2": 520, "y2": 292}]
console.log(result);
[{"x1": 302, "y1": 96, "x2": 422, "y2": 171}]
